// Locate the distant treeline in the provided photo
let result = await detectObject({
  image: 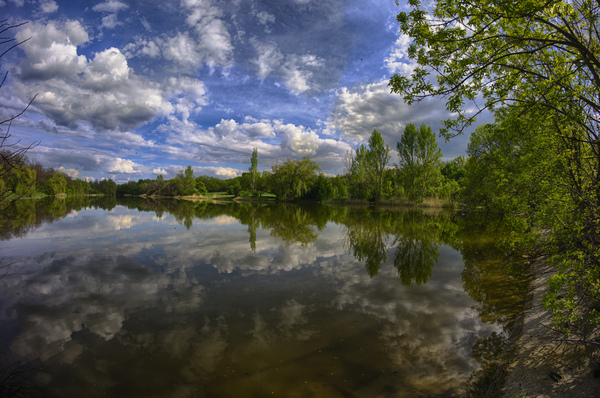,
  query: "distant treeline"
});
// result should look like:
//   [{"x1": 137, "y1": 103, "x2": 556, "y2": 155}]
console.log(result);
[
  {"x1": 1, "y1": 124, "x2": 466, "y2": 204},
  {"x1": 1, "y1": 124, "x2": 466, "y2": 205},
  {"x1": 0, "y1": 149, "x2": 117, "y2": 198},
  {"x1": 117, "y1": 125, "x2": 466, "y2": 203}
]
